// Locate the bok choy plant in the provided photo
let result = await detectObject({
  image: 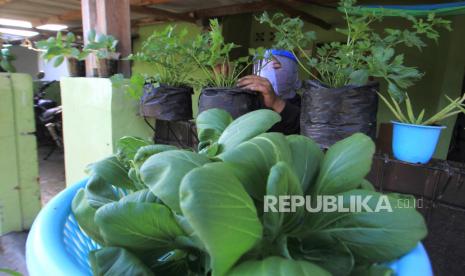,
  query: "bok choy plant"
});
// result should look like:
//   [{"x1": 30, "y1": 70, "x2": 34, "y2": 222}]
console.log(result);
[
  {"x1": 72, "y1": 108, "x2": 427, "y2": 276},
  {"x1": 259, "y1": 0, "x2": 451, "y2": 102}
]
